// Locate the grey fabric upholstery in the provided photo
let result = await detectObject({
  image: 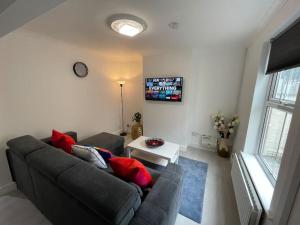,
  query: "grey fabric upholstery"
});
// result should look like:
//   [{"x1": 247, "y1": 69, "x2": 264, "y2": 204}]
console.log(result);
[
  {"x1": 7, "y1": 135, "x2": 140, "y2": 225},
  {"x1": 6, "y1": 133, "x2": 183, "y2": 225},
  {"x1": 30, "y1": 169, "x2": 111, "y2": 225},
  {"x1": 7, "y1": 135, "x2": 48, "y2": 159},
  {"x1": 160, "y1": 163, "x2": 182, "y2": 185},
  {"x1": 147, "y1": 167, "x2": 161, "y2": 183},
  {"x1": 129, "y1": 165, "x2": 183, "y2": 225},
  {"x1": 6, "y1": 135, "x2": 49, "y2": 205},
  {"x1": 26, "y1": 147, "x2": 81, "y2": 183},
  {"x1": 58, "y1": 162, "x2": 141, "y2": 224},
  {"x1": 6, "y1": 150, "x2": 37, "y2": 204},
  {"x1": 78, "y1": 132, "x2": 125, "y2": 156}
]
